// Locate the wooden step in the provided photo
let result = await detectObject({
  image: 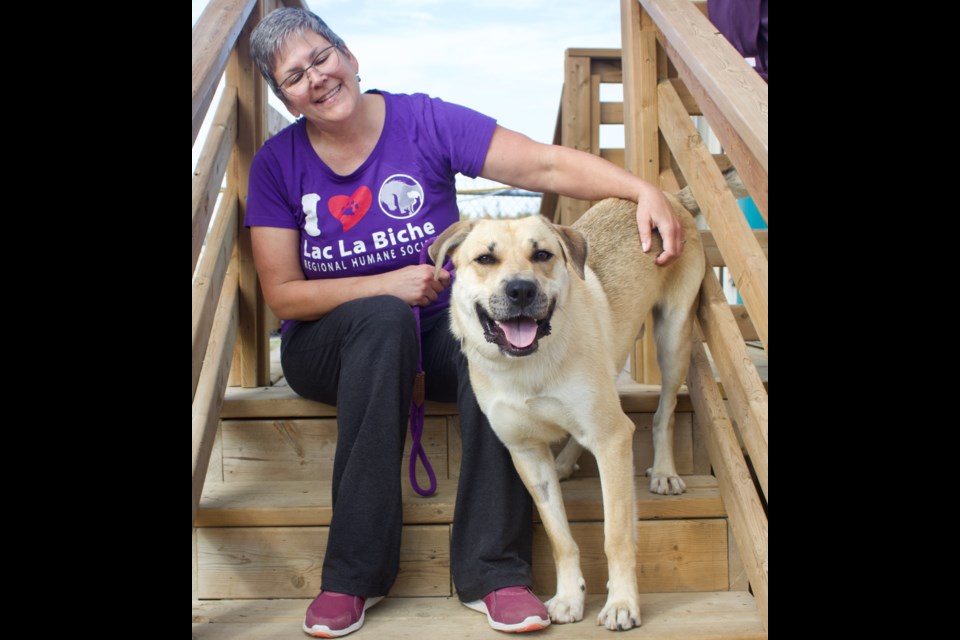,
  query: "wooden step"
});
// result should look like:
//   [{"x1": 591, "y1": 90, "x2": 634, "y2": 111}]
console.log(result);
[
  {"x1": 194, "y1": 476, "x2": 730, "y2": 599},
  {"x1": 192, "y1": 592, "x2": 766, "y2": 639},
  {"x1": 220, "y1": 379, "x2": 695, "y2": 419},
  {"x1": 196, "y1": 475, "x2": 724, "y2": 527}
]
